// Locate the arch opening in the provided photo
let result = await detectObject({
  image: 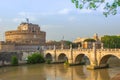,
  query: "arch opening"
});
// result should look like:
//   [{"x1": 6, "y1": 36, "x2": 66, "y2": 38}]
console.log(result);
[
  {"x1": 45, "y1": 53, "x2": 52, "y2": 61},
  {"x1": 75, "y1": 54, "x2": 90, "y2": 65},
  {"x1": 58, "y1": 53, "x2": 68, "y2": 62},
  {"x1": 100, "y1": 54, "x2": 120, "y2": 67}
]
